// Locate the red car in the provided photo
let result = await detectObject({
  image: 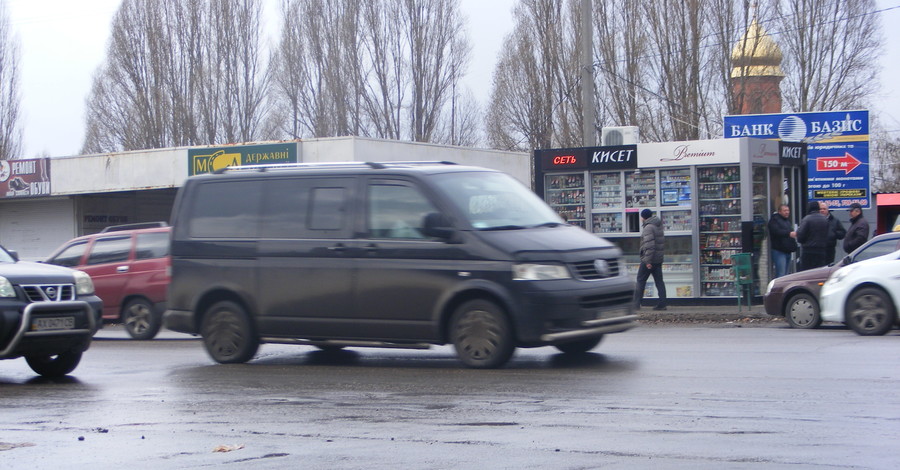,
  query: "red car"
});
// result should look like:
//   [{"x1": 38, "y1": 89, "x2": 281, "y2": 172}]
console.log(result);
[{"x1": 45, "y1": 223, "x2": 170, "y2": 339}]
